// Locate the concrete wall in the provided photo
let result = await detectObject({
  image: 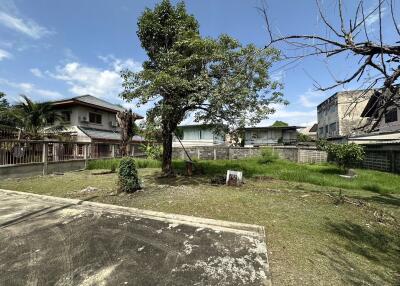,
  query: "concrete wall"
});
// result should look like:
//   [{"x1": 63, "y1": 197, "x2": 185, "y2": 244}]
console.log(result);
[
  {"x1": 0, "y1": 159, "x2": 86, "y2": 179},
  {"x1": 361, "y1": 145, "x2": 400, "y2": 173},
  {"x1": 172, "y1": 146, "x2": 327, "y2": 163}
]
